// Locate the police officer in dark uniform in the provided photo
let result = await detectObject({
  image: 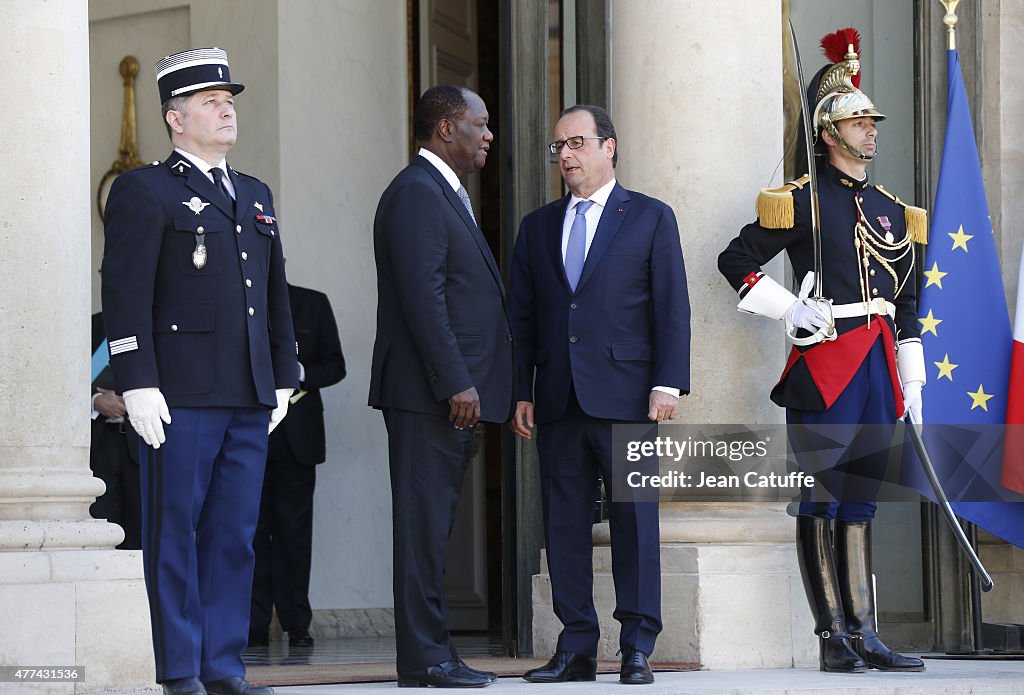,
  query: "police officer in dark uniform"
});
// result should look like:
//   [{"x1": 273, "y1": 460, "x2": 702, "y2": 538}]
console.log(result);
[
  {"x1": 102, "y1": 47, "x2": 297, "y2": 695},
  {"x1": 719, "y1": 29, "x2": 926, "y2": 675}
]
